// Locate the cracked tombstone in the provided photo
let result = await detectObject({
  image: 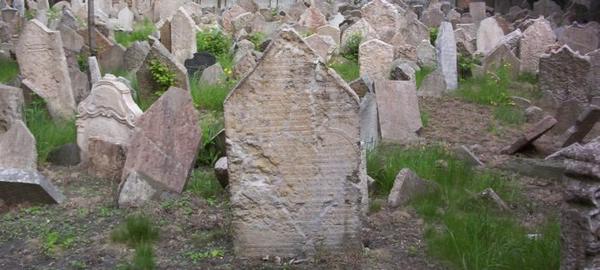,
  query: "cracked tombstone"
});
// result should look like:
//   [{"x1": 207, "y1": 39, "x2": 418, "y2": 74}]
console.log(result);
[
  {"x1": 16, "y1": 19, "x2": 75, "y2": 121},
  {"x1": 224, "y1": 29, "x2": 364, "y2": 258},
  {"x1": 118, "y1": 87, "x2": 201, "y2": 207}
]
